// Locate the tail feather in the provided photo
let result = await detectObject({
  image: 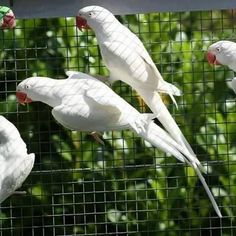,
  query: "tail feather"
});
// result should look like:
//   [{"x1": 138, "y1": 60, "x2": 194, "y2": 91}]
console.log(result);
[
  {"x1": 137, "y1": 120, "x2": 186, "y2": 162},
  {"x1": 146, "y1": 121, "x2": 204, "y2": 171},
  {"x1": 138, "y1": 88, "x2": 199, "y2": 158},
  {"x1": 138, "y1": 119, "x2": 222, "y2": 218},
  {"x1": 193, "y1": 163, "x2": 222, "y2": 218}
]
